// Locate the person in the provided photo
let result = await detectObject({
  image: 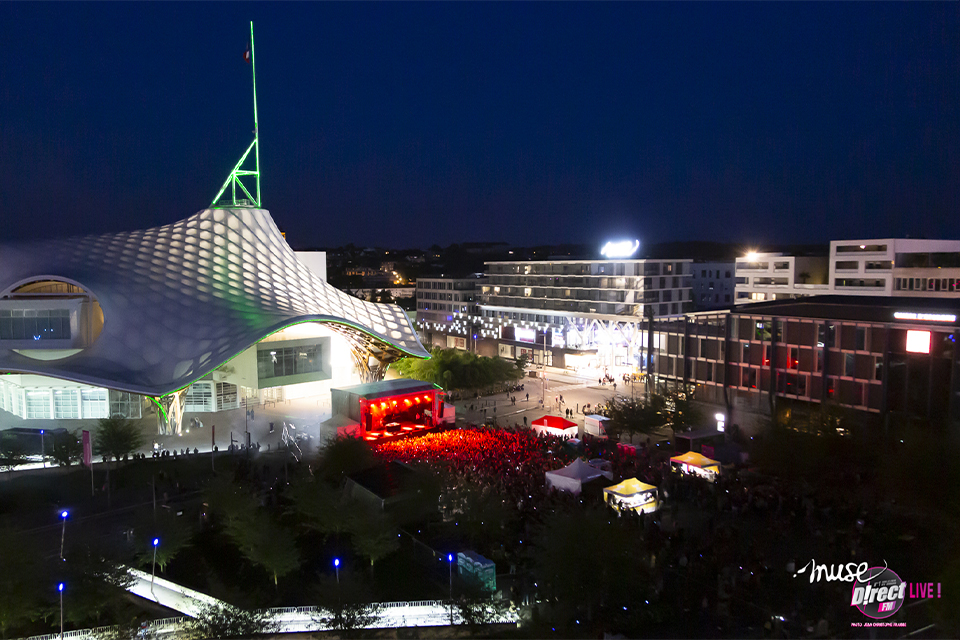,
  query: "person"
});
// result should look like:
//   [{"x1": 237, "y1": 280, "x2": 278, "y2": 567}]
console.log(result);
[{"x1": 525, "y1": 393, "x2": 529, "y2": 402}]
